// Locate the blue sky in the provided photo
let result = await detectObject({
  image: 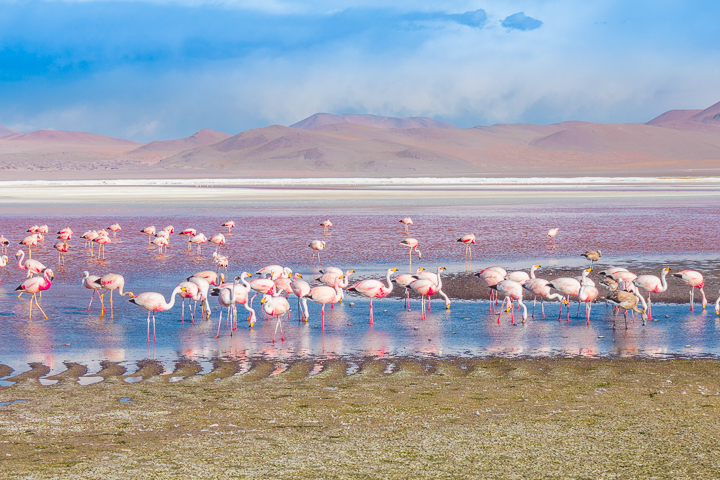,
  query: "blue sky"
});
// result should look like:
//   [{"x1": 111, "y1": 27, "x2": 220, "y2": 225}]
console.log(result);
[{"x1": 1, "y1": 0, "x2": 719, "y2": 141}]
